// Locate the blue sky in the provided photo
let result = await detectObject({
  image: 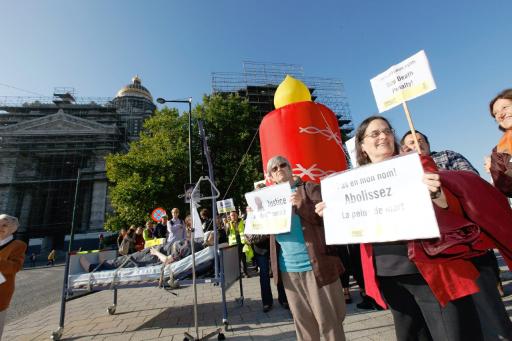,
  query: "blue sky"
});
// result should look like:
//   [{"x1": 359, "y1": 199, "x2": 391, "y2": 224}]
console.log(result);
[{"x1": 1, "y1": 1, "x2": 510, "y2": 177}]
